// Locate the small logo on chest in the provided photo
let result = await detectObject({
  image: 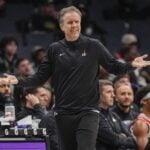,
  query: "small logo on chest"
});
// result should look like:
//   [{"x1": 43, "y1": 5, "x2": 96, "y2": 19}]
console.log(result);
[
  {"x1": 82, "y1": 50, "x2": 87, "y2": 56},
  {"x1": 59, "y1": 53, "x2": 65, "y2": 56}
]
